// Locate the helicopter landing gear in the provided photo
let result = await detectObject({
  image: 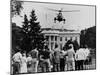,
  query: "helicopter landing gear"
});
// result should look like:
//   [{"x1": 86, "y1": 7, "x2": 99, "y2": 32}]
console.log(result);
[{"x1": 54, "y1": 17, "x2": 66, "y2": 24}]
